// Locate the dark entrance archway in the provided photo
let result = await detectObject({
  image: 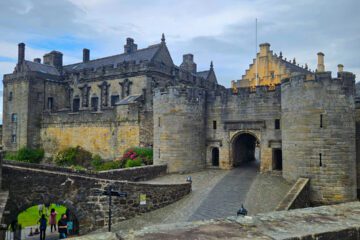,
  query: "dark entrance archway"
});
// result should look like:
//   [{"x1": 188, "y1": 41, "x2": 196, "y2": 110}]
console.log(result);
[
  {"x1": 232, "y1": 133, "x2": 260, "y2": 167},
  {"x1": 272, "y1": 149, "x2": 282, "y2": 170},
  {"x1": 212, "y1": 148, "x2": 219, "y2": 166}
]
